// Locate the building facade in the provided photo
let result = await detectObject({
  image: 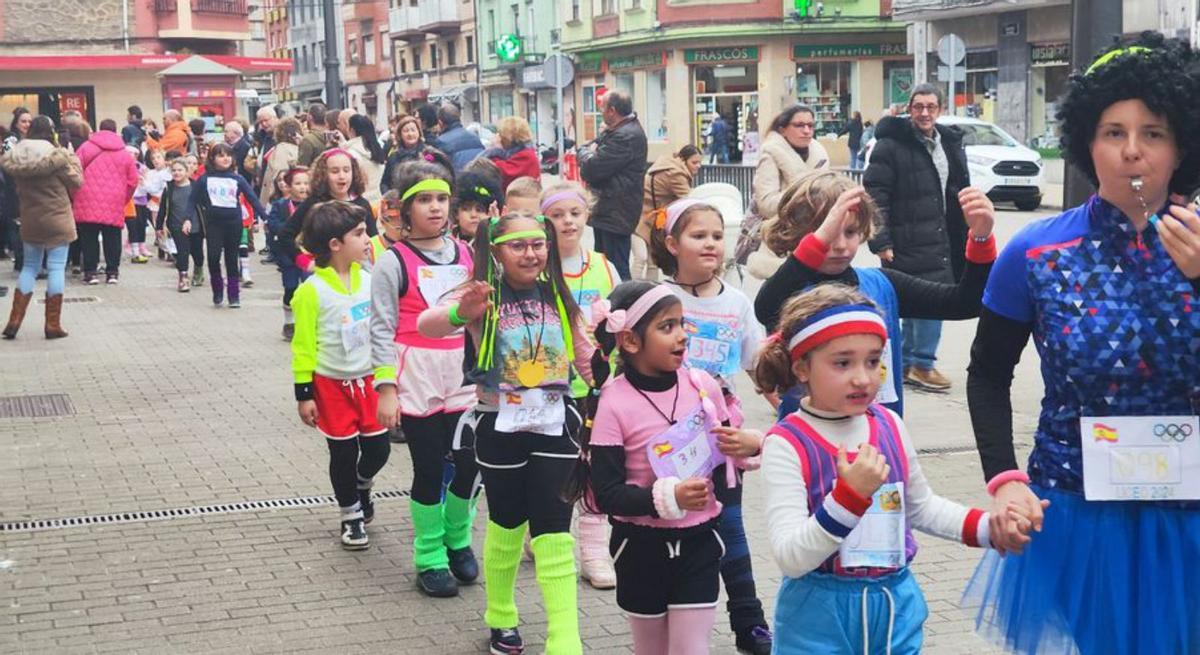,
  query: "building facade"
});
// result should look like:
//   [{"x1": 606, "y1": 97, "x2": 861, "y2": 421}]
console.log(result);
[
  {"x1": 343, "y1": 0, "x2": 392, "y2": 128},
  {"x1": 0, "y1": 0, "x2": 289, "y2": 129},
  {"x1": 477, "y1": 0, "x2": 565, "y2": 146},
  {"x1": 286, "y1": 0, "x2": 341, "y2": 108},
  {"x1": 560, "y1": 0, "x2": 907, "y2": 164},
  {"x1": 261, "y1": 0, "x2": 291, "y2": 106},
  {"x1": 389, "y1": 0, "x2": 480, "y2": 124}
]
